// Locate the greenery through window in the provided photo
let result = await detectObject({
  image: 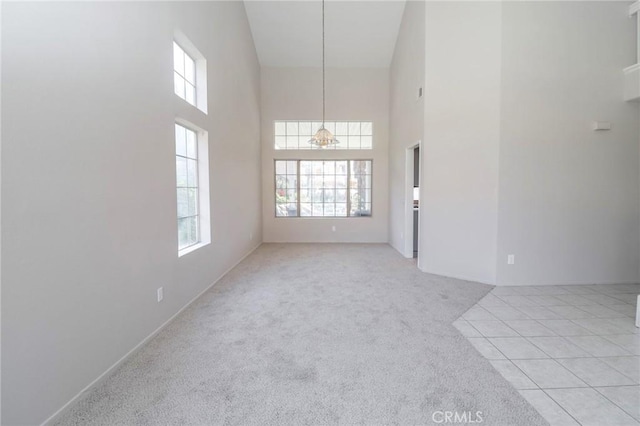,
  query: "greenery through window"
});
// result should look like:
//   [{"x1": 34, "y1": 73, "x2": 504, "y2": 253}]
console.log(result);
[{"x1": 275, "y1": 160, "x2": 372, "y2": 217}]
